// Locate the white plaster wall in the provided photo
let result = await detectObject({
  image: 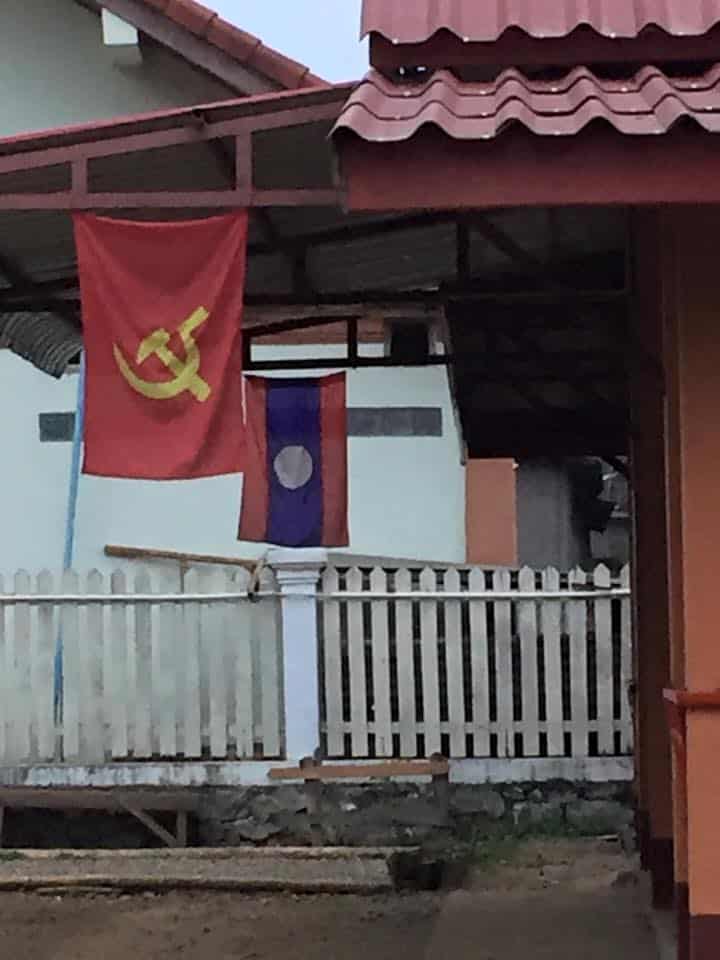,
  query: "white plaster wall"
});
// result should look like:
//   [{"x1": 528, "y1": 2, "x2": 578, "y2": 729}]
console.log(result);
[
  {"x1": 0, "y1": 0, "x2": 233, "y2": 138},
  {"x1": 0, "y1": 346, "x2": 466, "y2": 576}
]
